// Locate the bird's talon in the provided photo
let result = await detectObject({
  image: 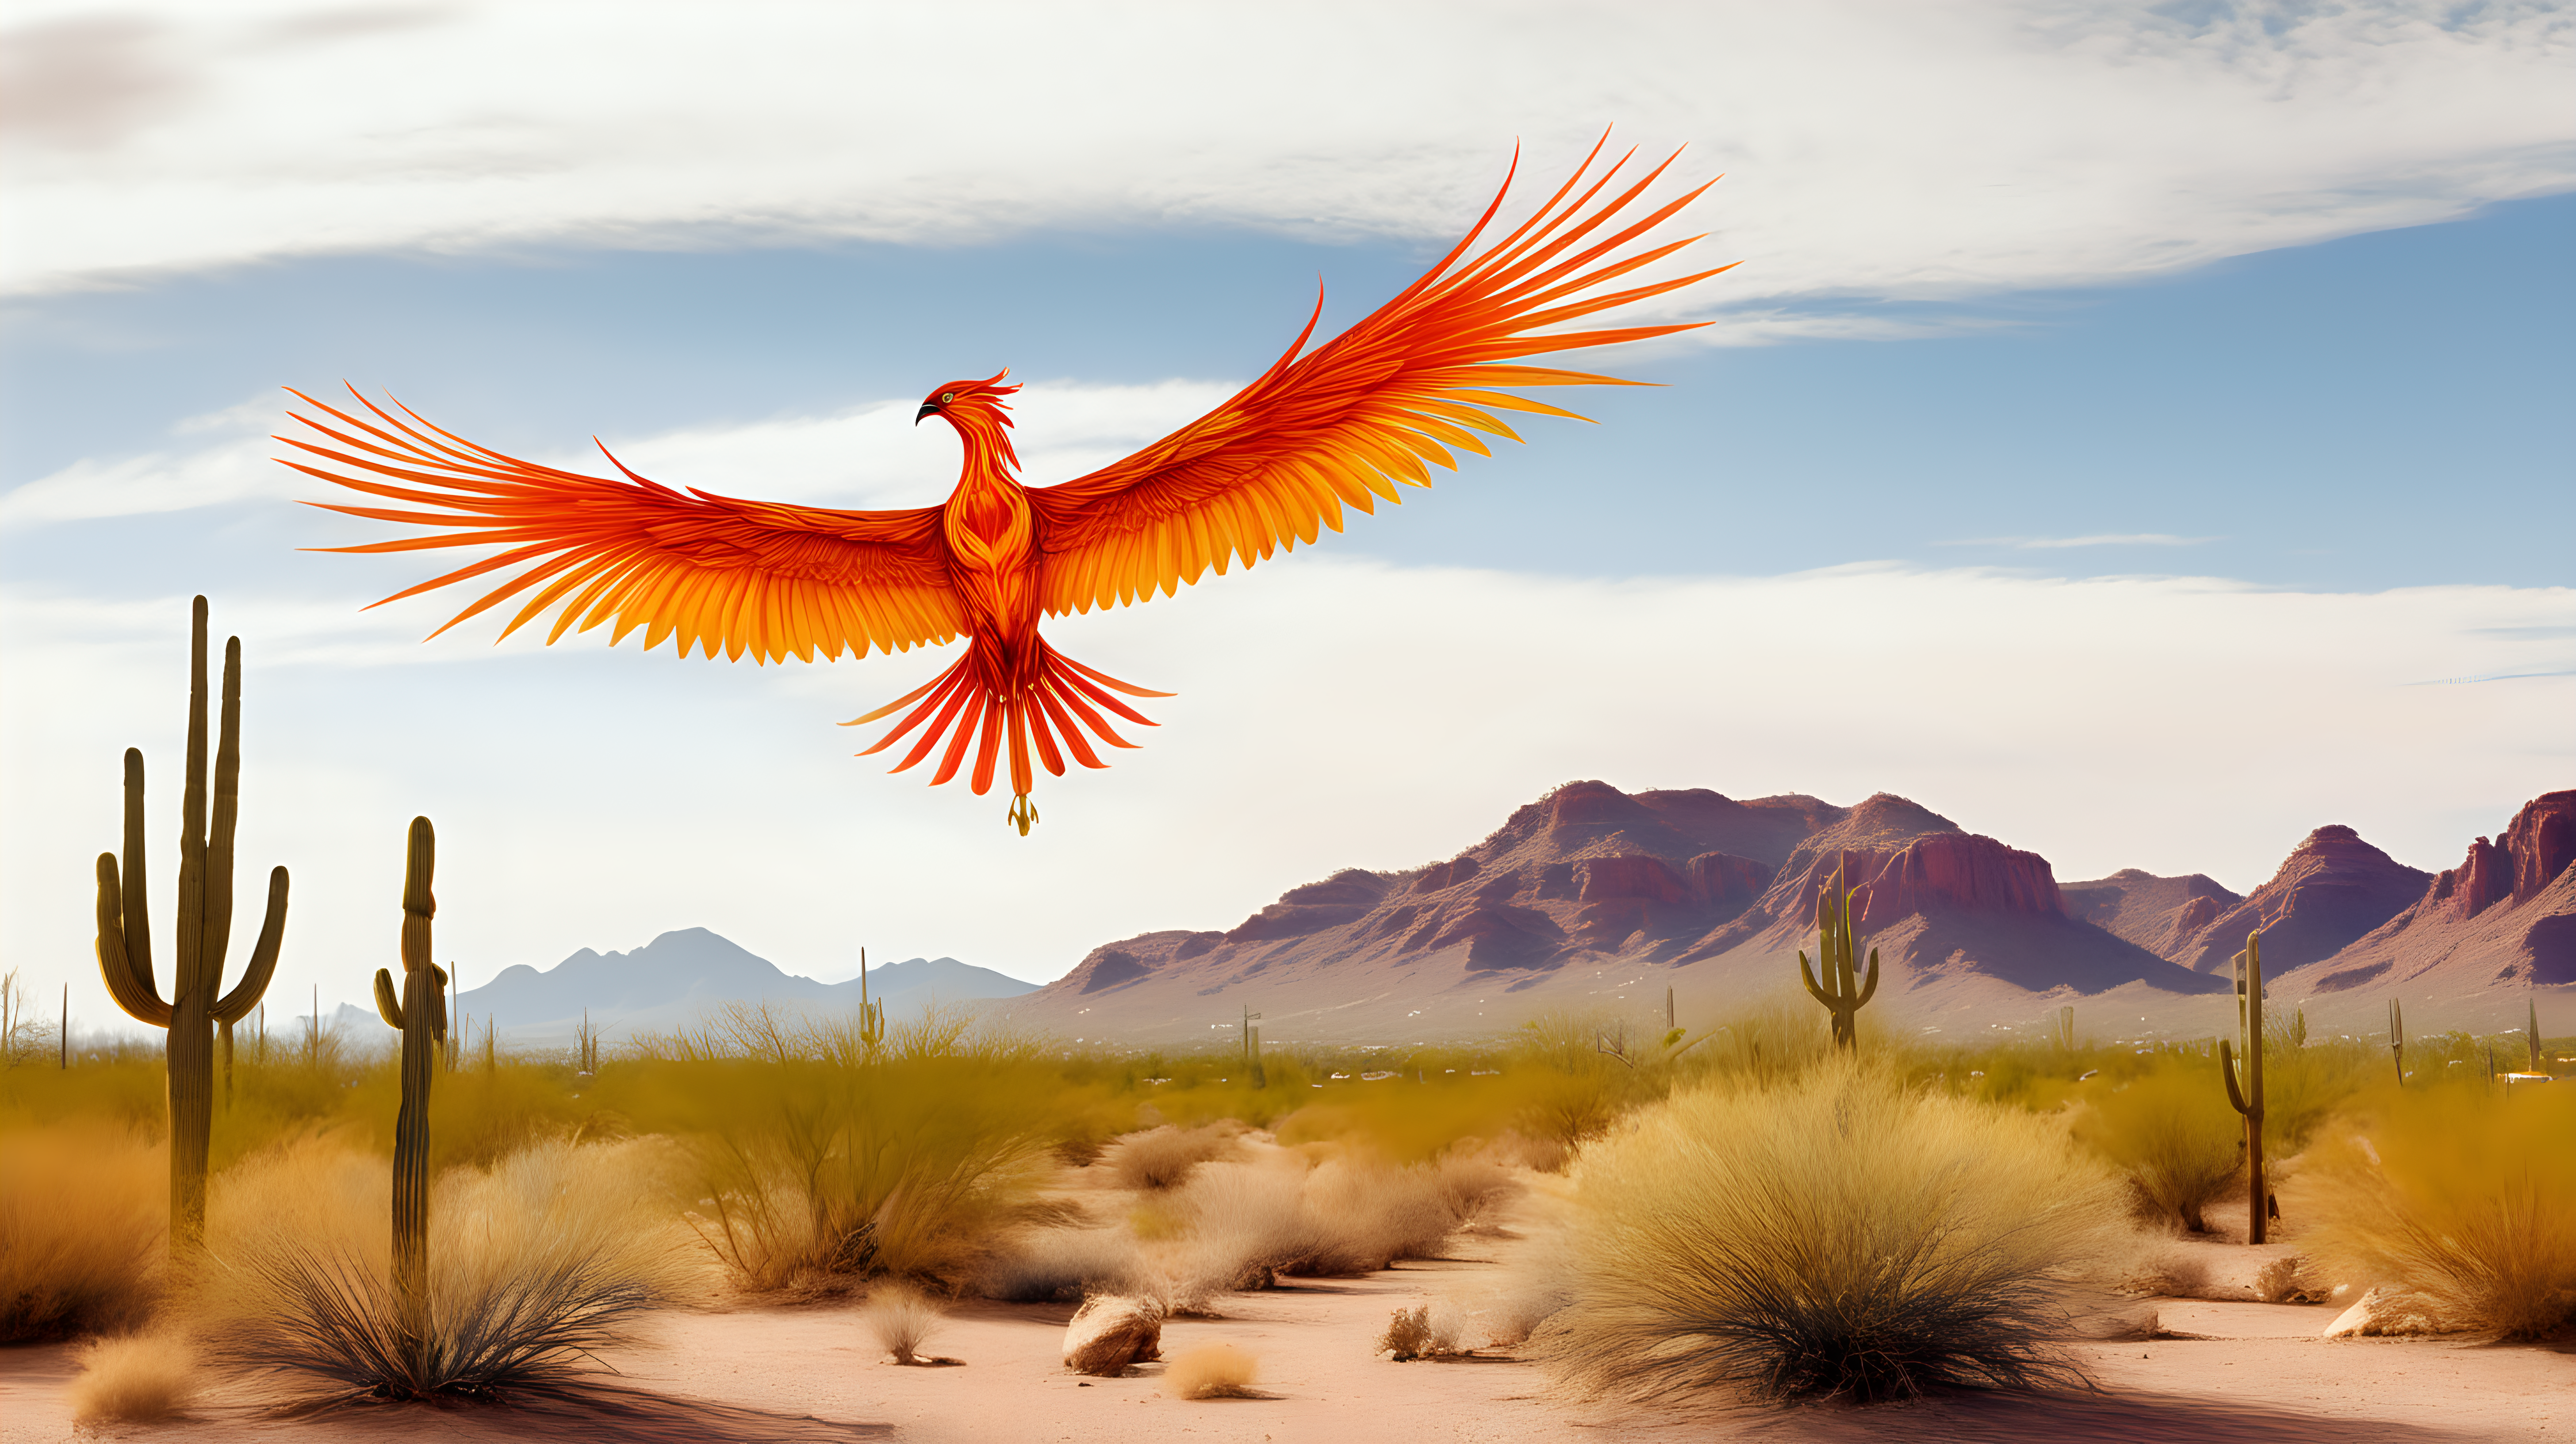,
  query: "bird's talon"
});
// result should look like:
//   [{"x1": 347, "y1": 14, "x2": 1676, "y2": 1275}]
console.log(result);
[{"x1": 1008, "y1": 794, "x2": 1039, "y2": 836}]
